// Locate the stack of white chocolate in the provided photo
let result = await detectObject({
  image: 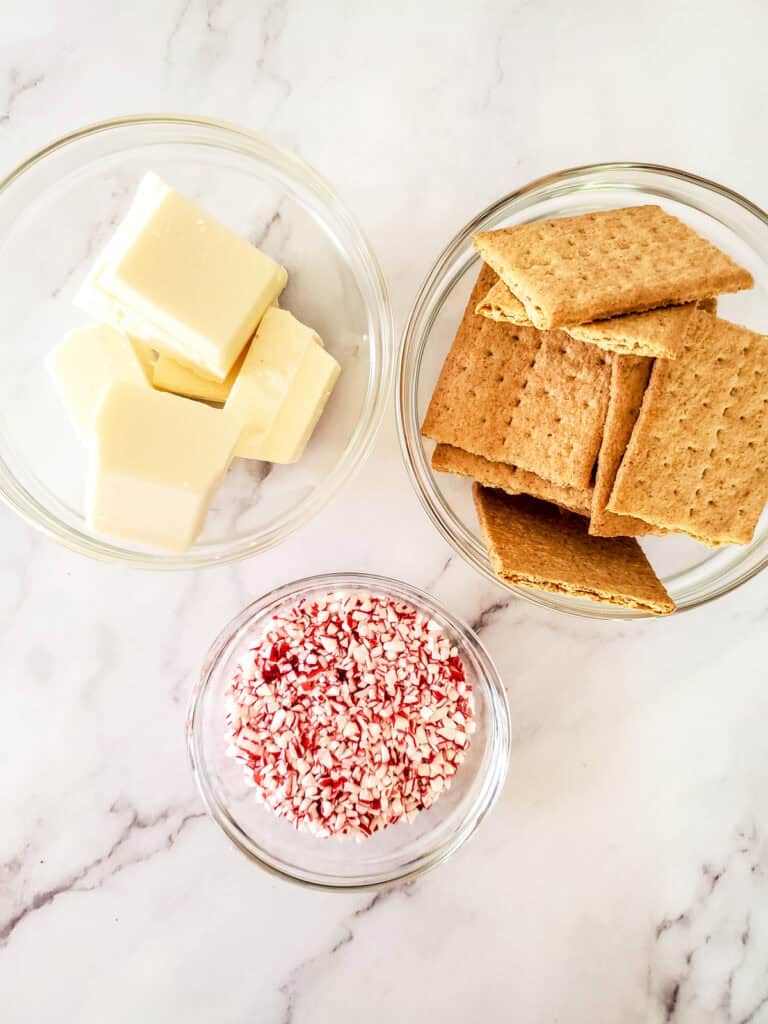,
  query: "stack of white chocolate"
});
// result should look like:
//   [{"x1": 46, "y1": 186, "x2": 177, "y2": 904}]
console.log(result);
[{"x1": 47, "y1": 173, "x2": 340, "y2": 552}]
